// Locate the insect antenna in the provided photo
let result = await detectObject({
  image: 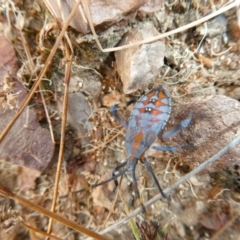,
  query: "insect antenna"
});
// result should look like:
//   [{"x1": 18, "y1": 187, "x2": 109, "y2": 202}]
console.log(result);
[{"x1": 60, "y1": 166, "x2": 129, "y2": 199}]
